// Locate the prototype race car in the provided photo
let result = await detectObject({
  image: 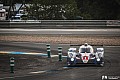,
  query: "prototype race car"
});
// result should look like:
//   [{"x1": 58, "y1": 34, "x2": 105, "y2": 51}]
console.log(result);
[{"x1": 67, "y1": 43, "x2": 104, "y2": 67}]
